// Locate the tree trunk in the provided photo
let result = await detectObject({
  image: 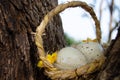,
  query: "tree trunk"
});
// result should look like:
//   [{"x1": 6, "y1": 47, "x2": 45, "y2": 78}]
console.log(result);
[
  {"x1": 96, "y1": 25, "x2": 120, "y2": 80},
  {"x1": 0, "y1": 0, "x2": 65, "y2": 80}
]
